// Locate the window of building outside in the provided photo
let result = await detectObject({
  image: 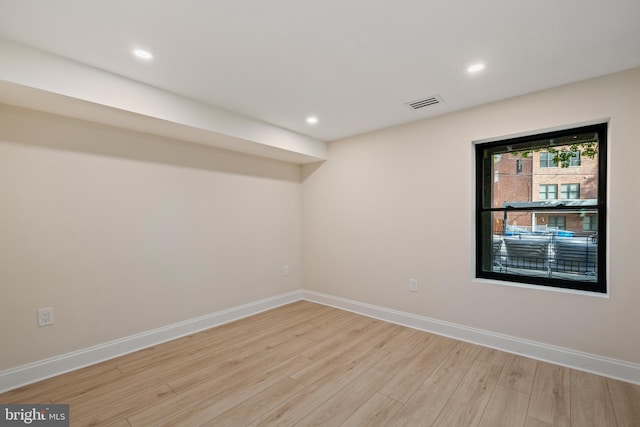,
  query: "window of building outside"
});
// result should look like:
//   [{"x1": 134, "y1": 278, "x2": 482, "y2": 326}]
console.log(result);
[
  {"x1": 583, "y1": 214, "x2": 598, "y2": 231},
  {"x1": 548, "y1": 216, "x2": 566, "y2": 230},
  {"x1": 476, "y1": 123, "x2": 607, "y2": 293},
  {"x1": 561, "y1": 183, "x2": 580, "y2": 199},
  {"x1": 540, "y1": 152, "x2": 558, "y2": 168},
  {"x1": 539, "y1": 184, "x2": 558, "y2": 200},
  {"x1": 569, "y1": 151, "x2": 581, "y2": 166}
]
